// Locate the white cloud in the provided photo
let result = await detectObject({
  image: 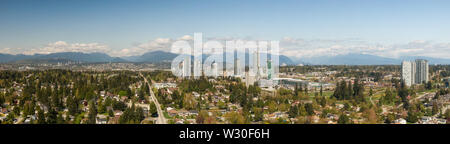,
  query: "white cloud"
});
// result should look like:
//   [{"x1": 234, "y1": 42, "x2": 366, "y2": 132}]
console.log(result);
[
  {"x1": 112, "y1": 38, "x2": 174, "y2": 57},
  {"x1": 18, "y1": 41, "x2": 110, "y2": 55},
  {"x1": 279, "y1": 38, "x2": 450, "y2": 60},
  {"x1": 0, "y1": 47, "x2": 20, "y2": 55},
  {"x1": 178, "y1": 35, "x2": 193, "y2": 41},
  {"x1": 279, "y1": 38, "x2": 372, "y2": 58}
]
